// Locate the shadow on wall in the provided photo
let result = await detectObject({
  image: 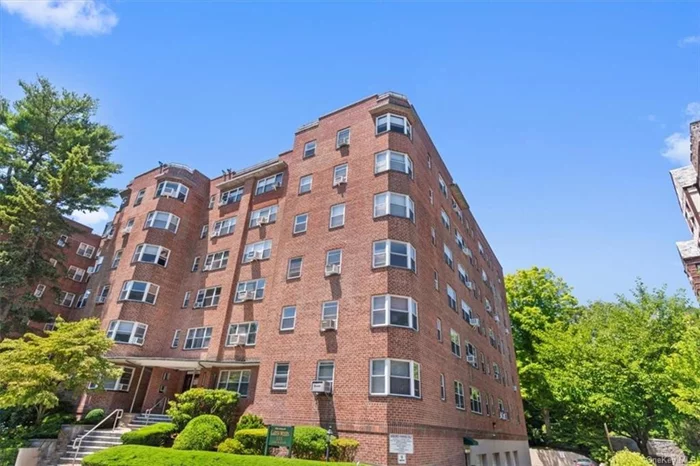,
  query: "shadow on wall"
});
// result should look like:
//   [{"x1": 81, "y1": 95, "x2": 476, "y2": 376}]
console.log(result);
[{"x1": 530, "y1": 448, "x2": 594, "y2": 466}]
